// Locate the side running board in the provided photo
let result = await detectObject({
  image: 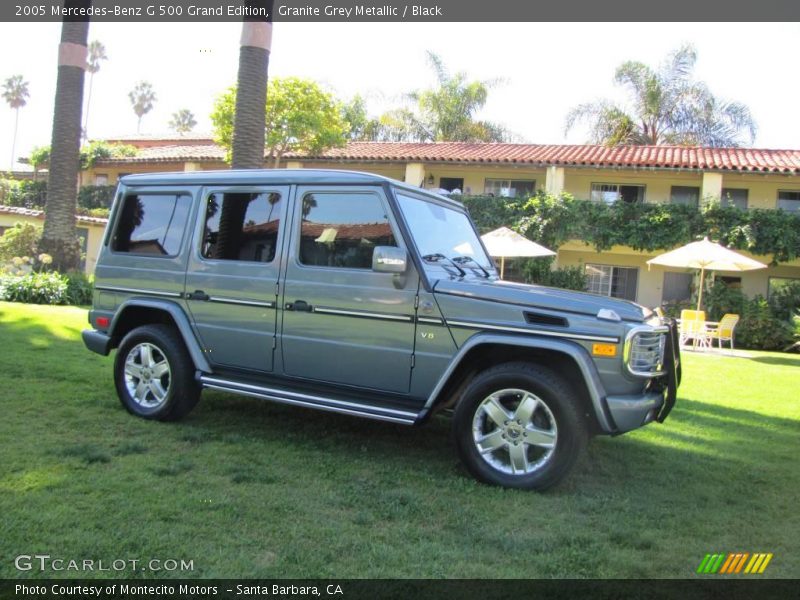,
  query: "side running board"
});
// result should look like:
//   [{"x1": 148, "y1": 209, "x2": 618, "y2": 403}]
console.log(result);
[{"x1": 199, "y1": 376, "x2": 421, "y2": 425}]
